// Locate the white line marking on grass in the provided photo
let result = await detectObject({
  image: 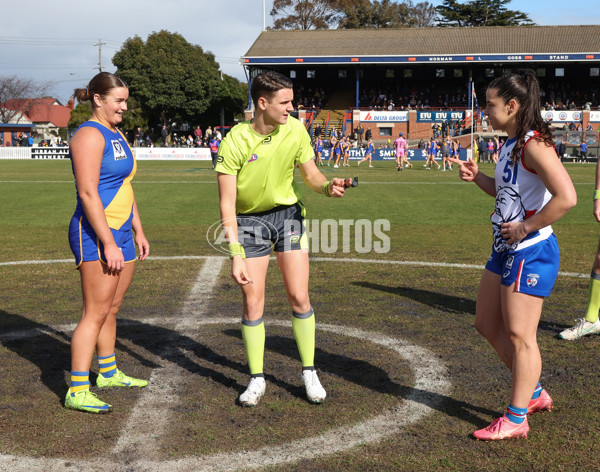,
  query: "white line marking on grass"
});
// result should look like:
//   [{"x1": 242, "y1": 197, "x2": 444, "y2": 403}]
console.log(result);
[
  {"x1": 0, "y1": 318, "x2": 449, "y2": 471},
  {"x1": 110, "y1": 256, "x2": 225, "y2": 460},
  {"x1": 0, "y1": 255, "x2": 589, "y2": 279}
]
